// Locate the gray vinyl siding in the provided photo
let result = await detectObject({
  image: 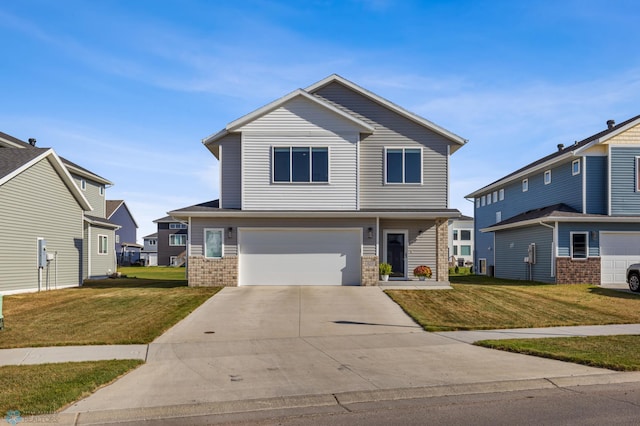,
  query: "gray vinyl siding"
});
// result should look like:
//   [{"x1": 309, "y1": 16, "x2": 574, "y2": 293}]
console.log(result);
[
  {"x1": 557, "y1": 222, "x2": 640, "y2": 258},
  {"x1": 313, "y1": 82, "x2": 450, "y2": 209},
  {"x1": 189, "y1": 217, "x2": 376, "y2": 257},
  {"x1": 85, "y1": 225, "x2": 116, "y2": 278},
  {"x1": 219, "y1": 133, "x2": 242, "y2": 209},
  {"x1": 239, "y1": 96, "x2": 361, "y2": 210},
  {"x1": 72, "y1": 174, "x2": 105, "y2": 216},
  {"x1": 610, "y1": 147, "x2": 640, "y2": 215},
  {"x1": 379, "y1": 219, "x2": 437, "y2": 275},
  {"x1": 495, "y1": 225, "x2": 553, "y2": 283},
  {"x1": 0, "y1": 158, "x2": 84, "y2": 292},
  {"x1": 585, "y1": 156, "x2": 607, "y2": 214}
]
